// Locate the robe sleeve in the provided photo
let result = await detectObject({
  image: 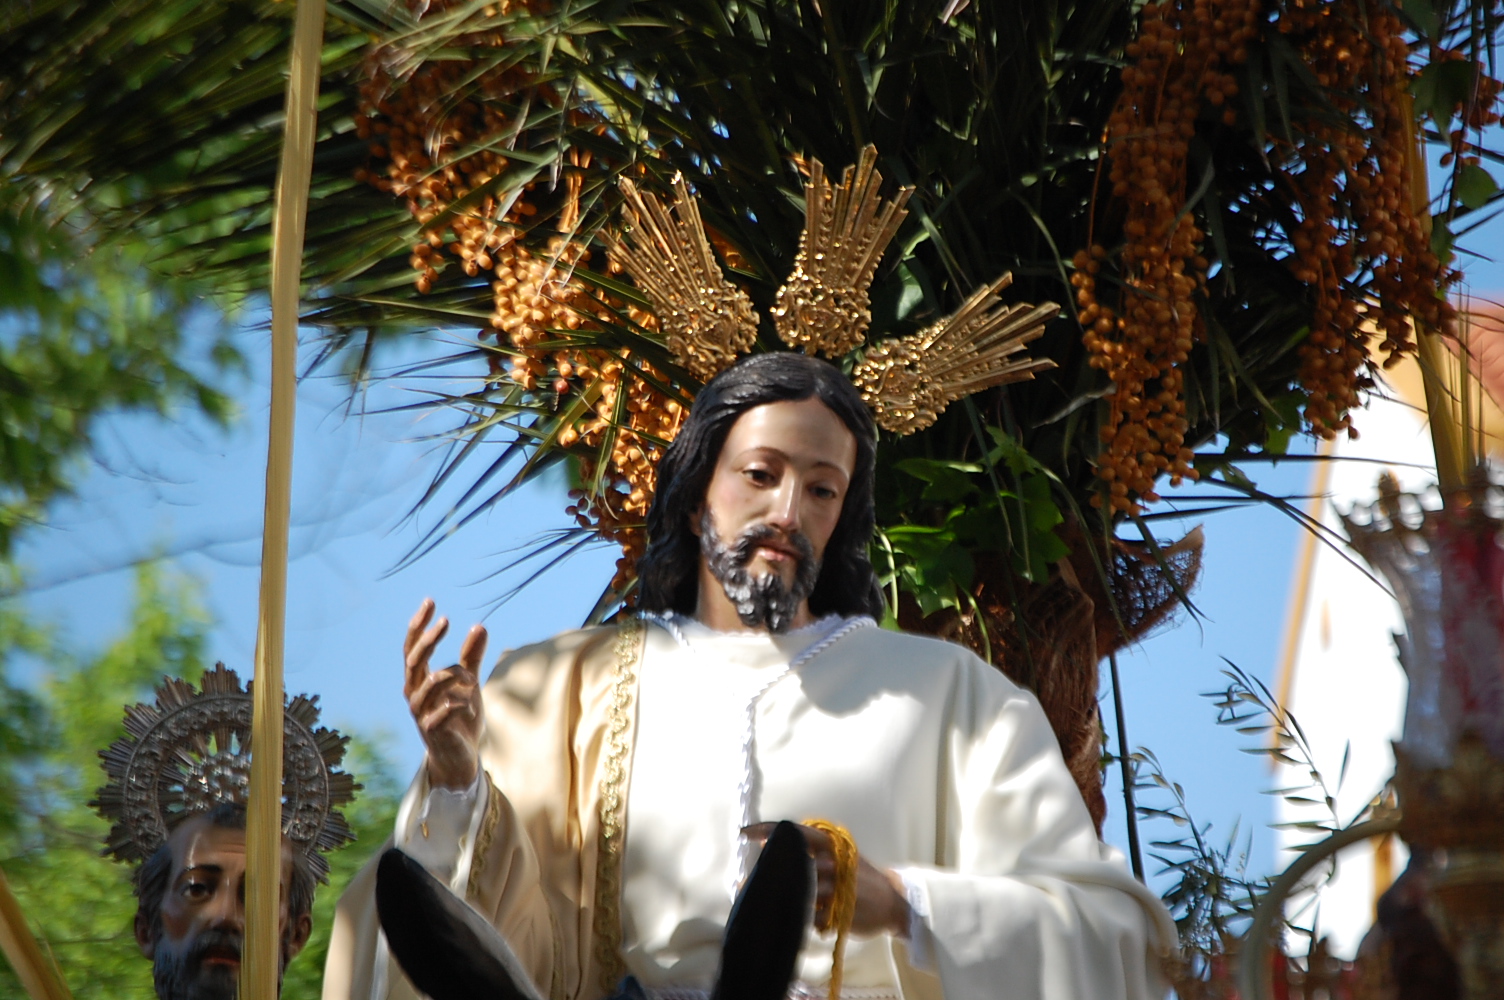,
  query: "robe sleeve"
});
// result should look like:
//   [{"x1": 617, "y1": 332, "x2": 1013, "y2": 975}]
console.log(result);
[
  {"x1": 887, "y1": 662, "x2": 1178, "y2": 1000},
  {"x1": 322, "y1": 760, "x2": 558, "y2": 1000}
]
